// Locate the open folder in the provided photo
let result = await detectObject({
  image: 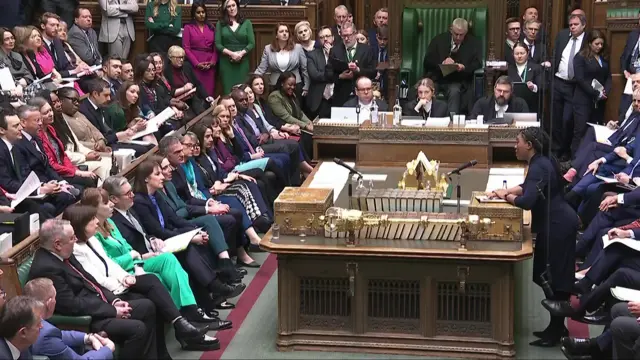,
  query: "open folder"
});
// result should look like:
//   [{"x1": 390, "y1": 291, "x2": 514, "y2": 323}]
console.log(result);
[
  {"x1": 131, "y1": 107, "x2": 176, "y2": 139},
  {"x1": 588, "y1": 123, "x2": 615, "y2": 145},
  {"x1": 439, "y1": 64, "x2": 458, "y2": 77}
]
